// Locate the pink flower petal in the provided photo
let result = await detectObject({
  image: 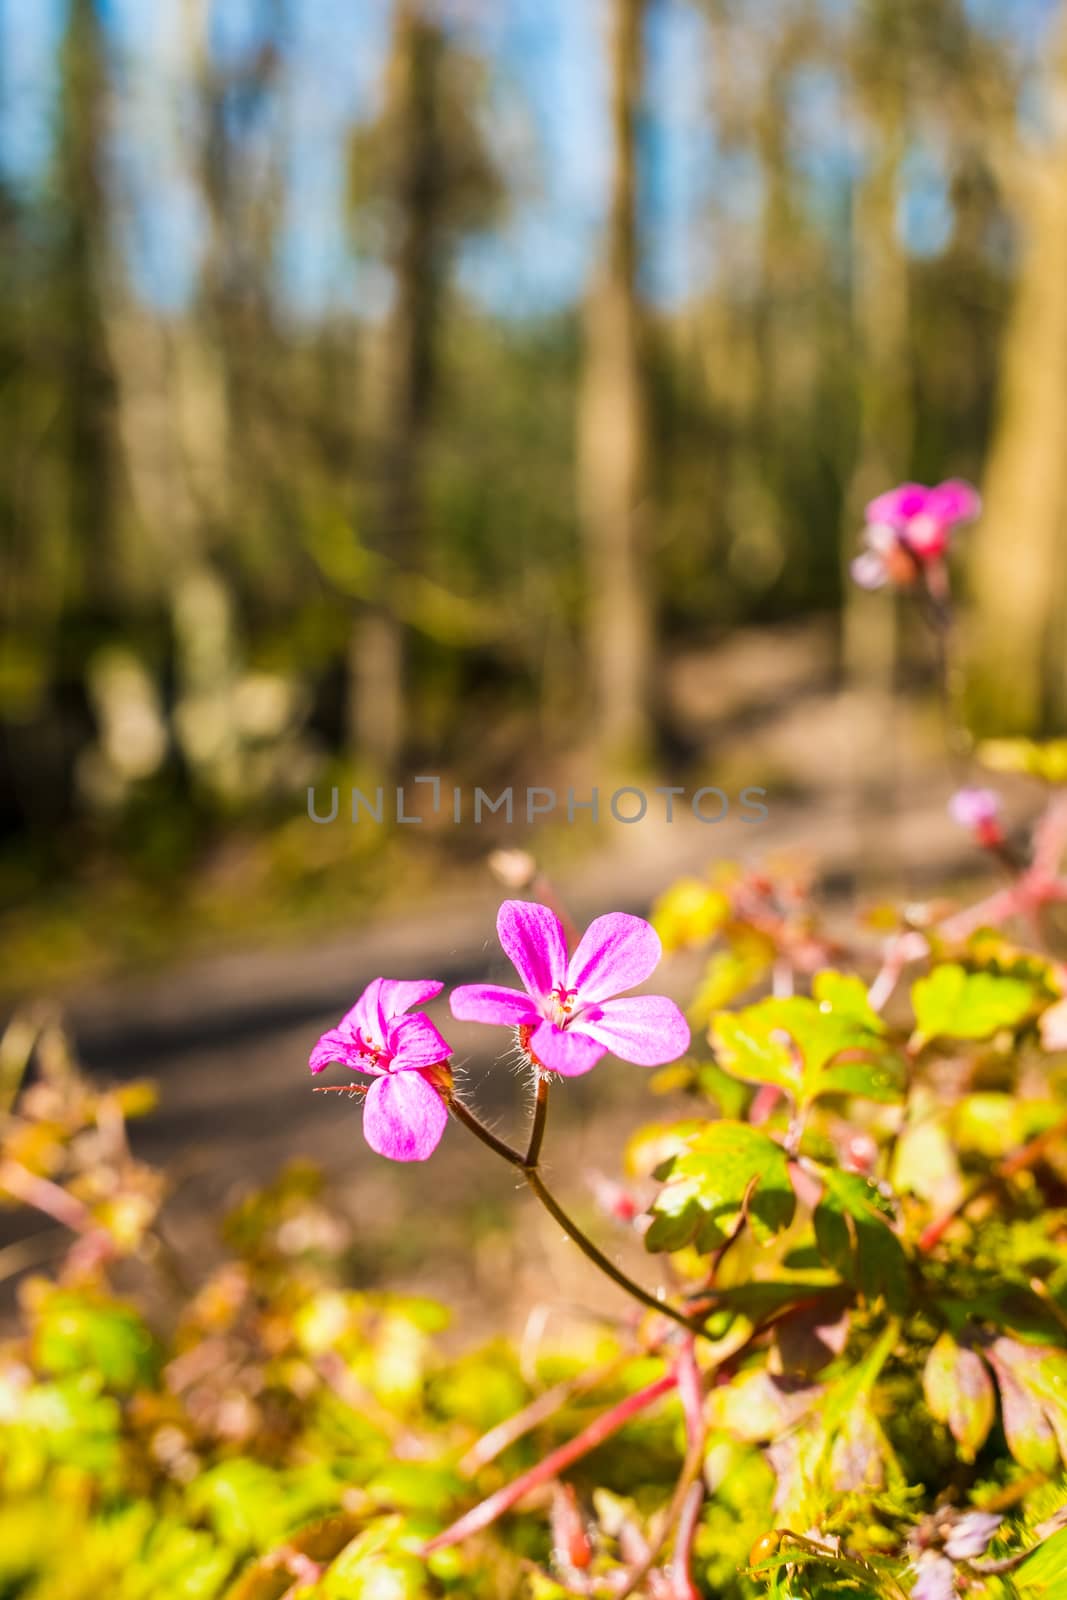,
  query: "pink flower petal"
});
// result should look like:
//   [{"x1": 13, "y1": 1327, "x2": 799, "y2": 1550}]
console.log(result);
[
  {"x1": 576, "y1": 995, "x2": 691, "y2": 1066},
  {"x1": 865, "y1": 482, "x2": 929, "y2": 527},
  {"x1": 865, "y1": 523, "x2": 898, "y2": 555},
  {"x1": 388, "y1": 1011, "x2": 452, "y2": 1069},
  {"x1": 911, "y1": 1554, "x2": 956, "y2": 1600},
  {"x1": 338, "y1": 976, "x2": 387, "y2": 1045},
  {"x1": 309, "y1": 1027, "x2": 368, "y2": 1075},
  {"x1": 905, "y1": 522, "x2": 949, "y2": 558},
  {"x1": 851, "y1": 552, "x2": 888, "y2": 589},
  {"x1": 529, "y1": 1020, "x2": 606, "y2": 1076},
  {"x1": 948, "y1": 787, "x2": 1000, "y2": 829},
  {"x1": 1040, "y1": 997, "x2": 1067, "y2": 1052},
  {"x1": 362, "y1": 1070, "x2": 448, "y2": 1161},
  {"x1": 449, "y1": 983, "x2": 540, "y2": 1027},
  {"x1": 497, "y1": 900, "x2": 568, "y2": 1000},
  {"x1": 927, "y1": 478, "x2": 981, "y2": 527},
  {"x1": 378, "y1": 978, "x2": 444, "y2": 1018},
  {"x1": 567, "y1": 912, "x2": 663, "y2": 1004}
]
